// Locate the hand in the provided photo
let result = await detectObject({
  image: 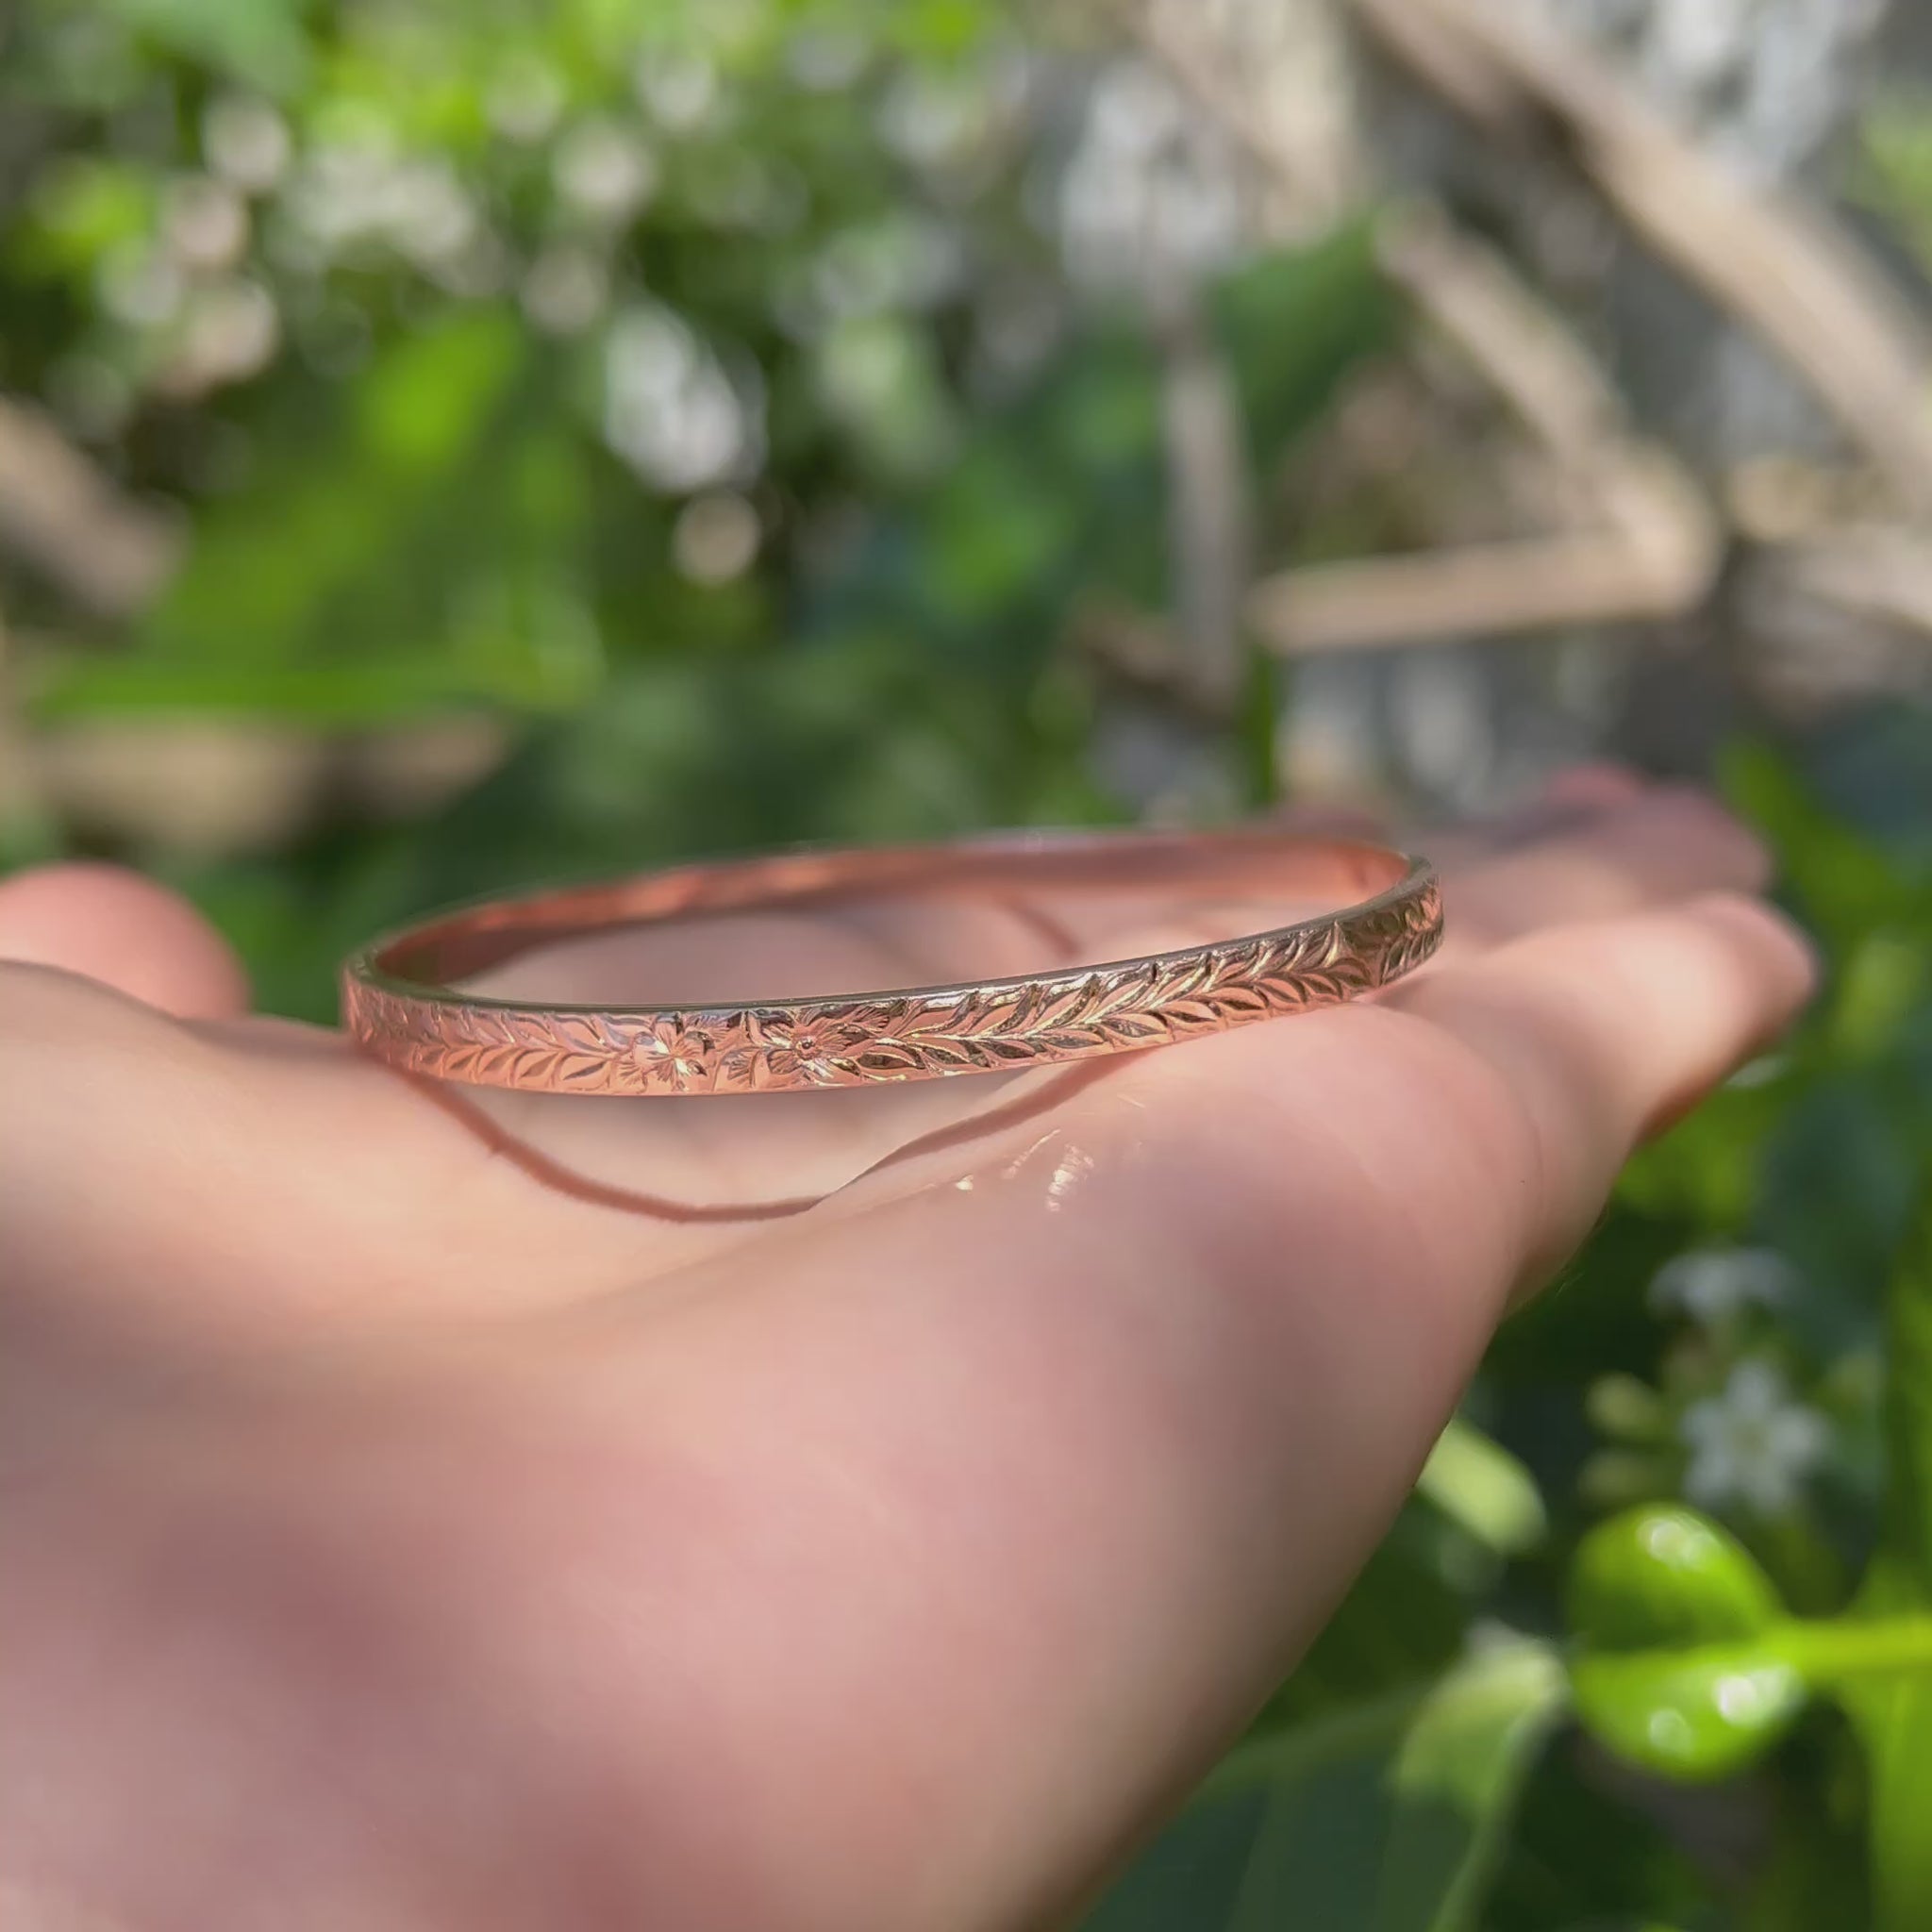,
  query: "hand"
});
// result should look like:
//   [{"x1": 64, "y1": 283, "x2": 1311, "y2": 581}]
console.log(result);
[{"x1": 0, "y1": 774, "x2": 1812, "y2": 1932}]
